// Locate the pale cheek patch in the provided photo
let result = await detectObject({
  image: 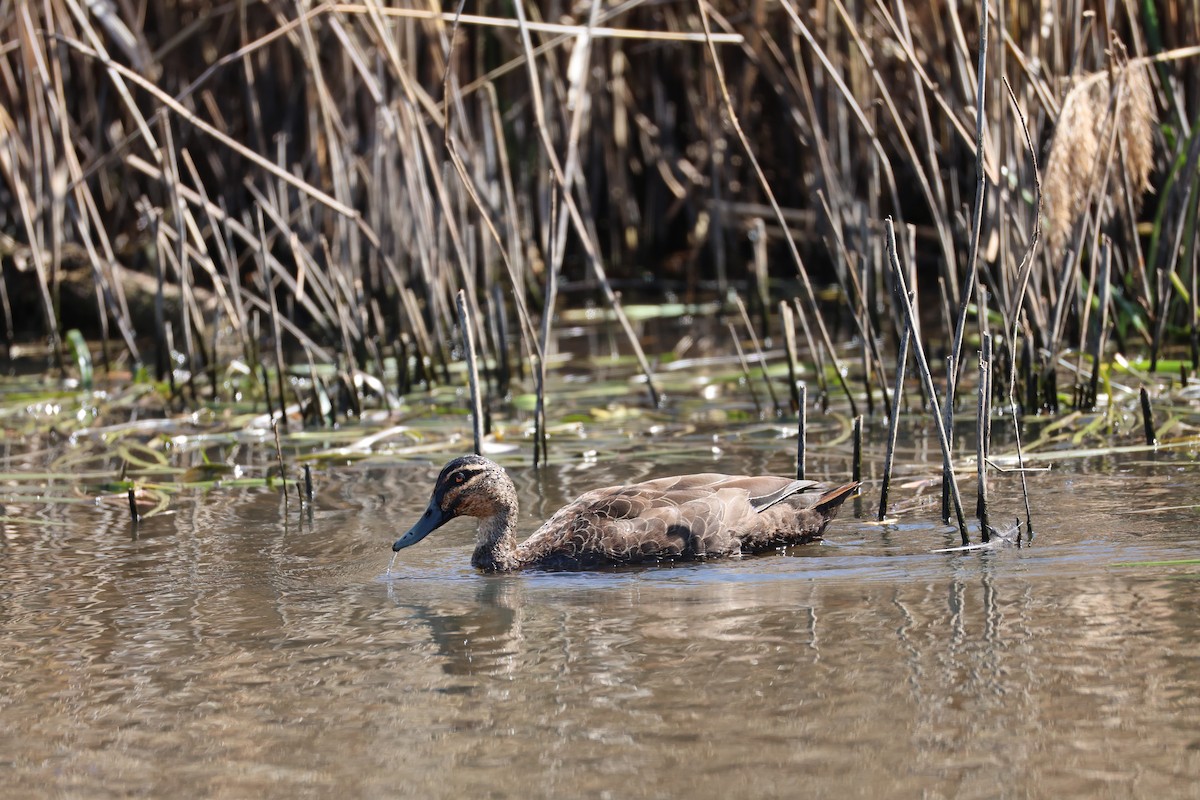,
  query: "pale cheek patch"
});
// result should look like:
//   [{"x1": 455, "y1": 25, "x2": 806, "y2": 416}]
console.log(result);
[{"x1": 456, "y1": 493, "x2": 490, "y2": 516}]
